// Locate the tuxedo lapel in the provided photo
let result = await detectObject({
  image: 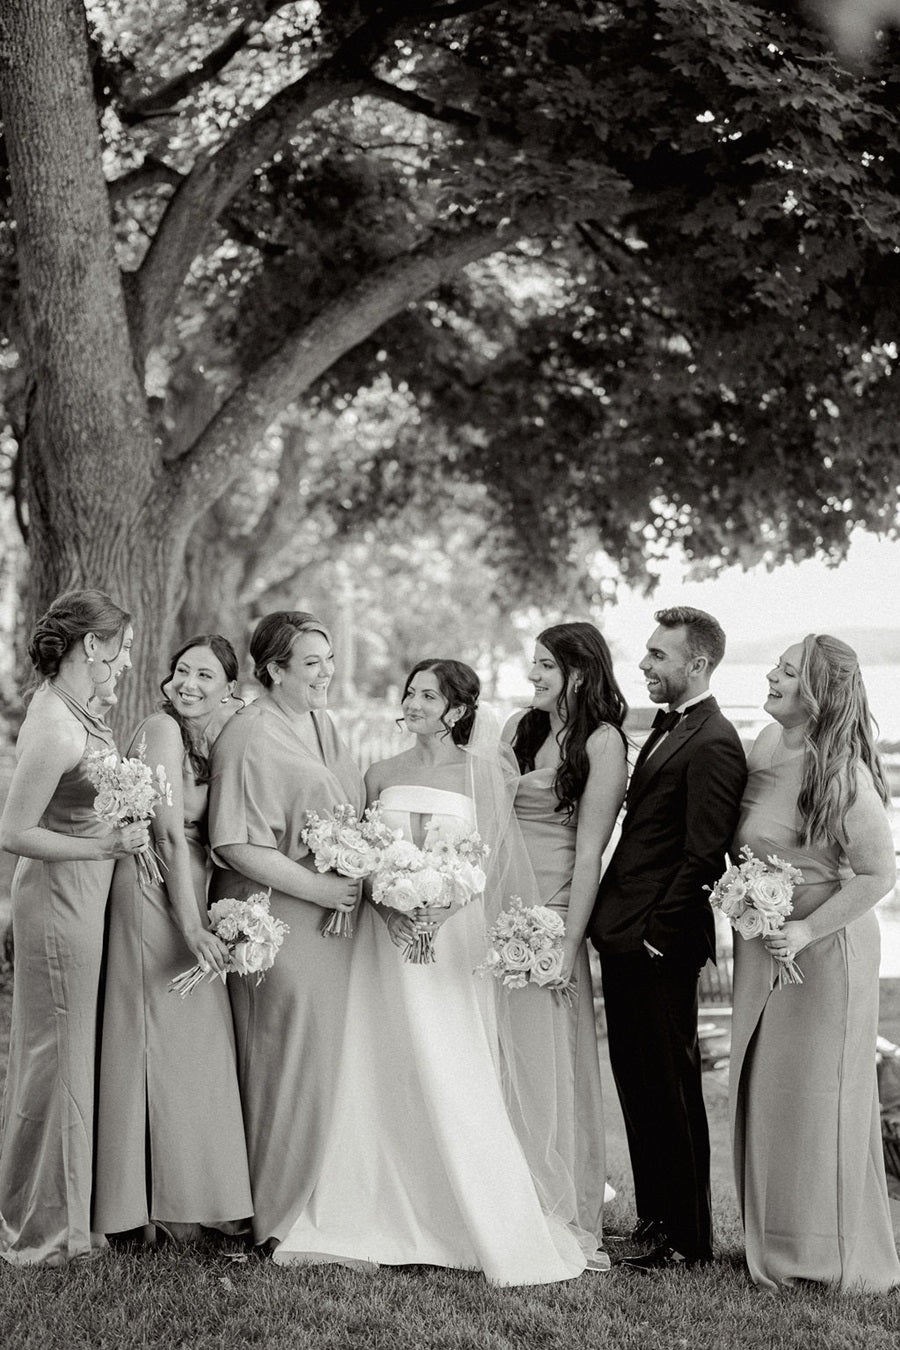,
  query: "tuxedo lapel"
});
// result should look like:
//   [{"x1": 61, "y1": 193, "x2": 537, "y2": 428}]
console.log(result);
[{"x1": 626, "y1": 699, "x2": 718, "y2": 809}]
